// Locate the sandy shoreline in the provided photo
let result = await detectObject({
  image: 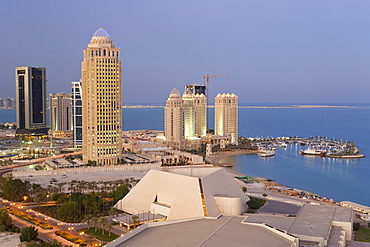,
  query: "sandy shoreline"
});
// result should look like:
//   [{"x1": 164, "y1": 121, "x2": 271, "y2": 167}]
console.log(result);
[{"x1": 207, "y1": 149, "x2": 261, "y2": 164}]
